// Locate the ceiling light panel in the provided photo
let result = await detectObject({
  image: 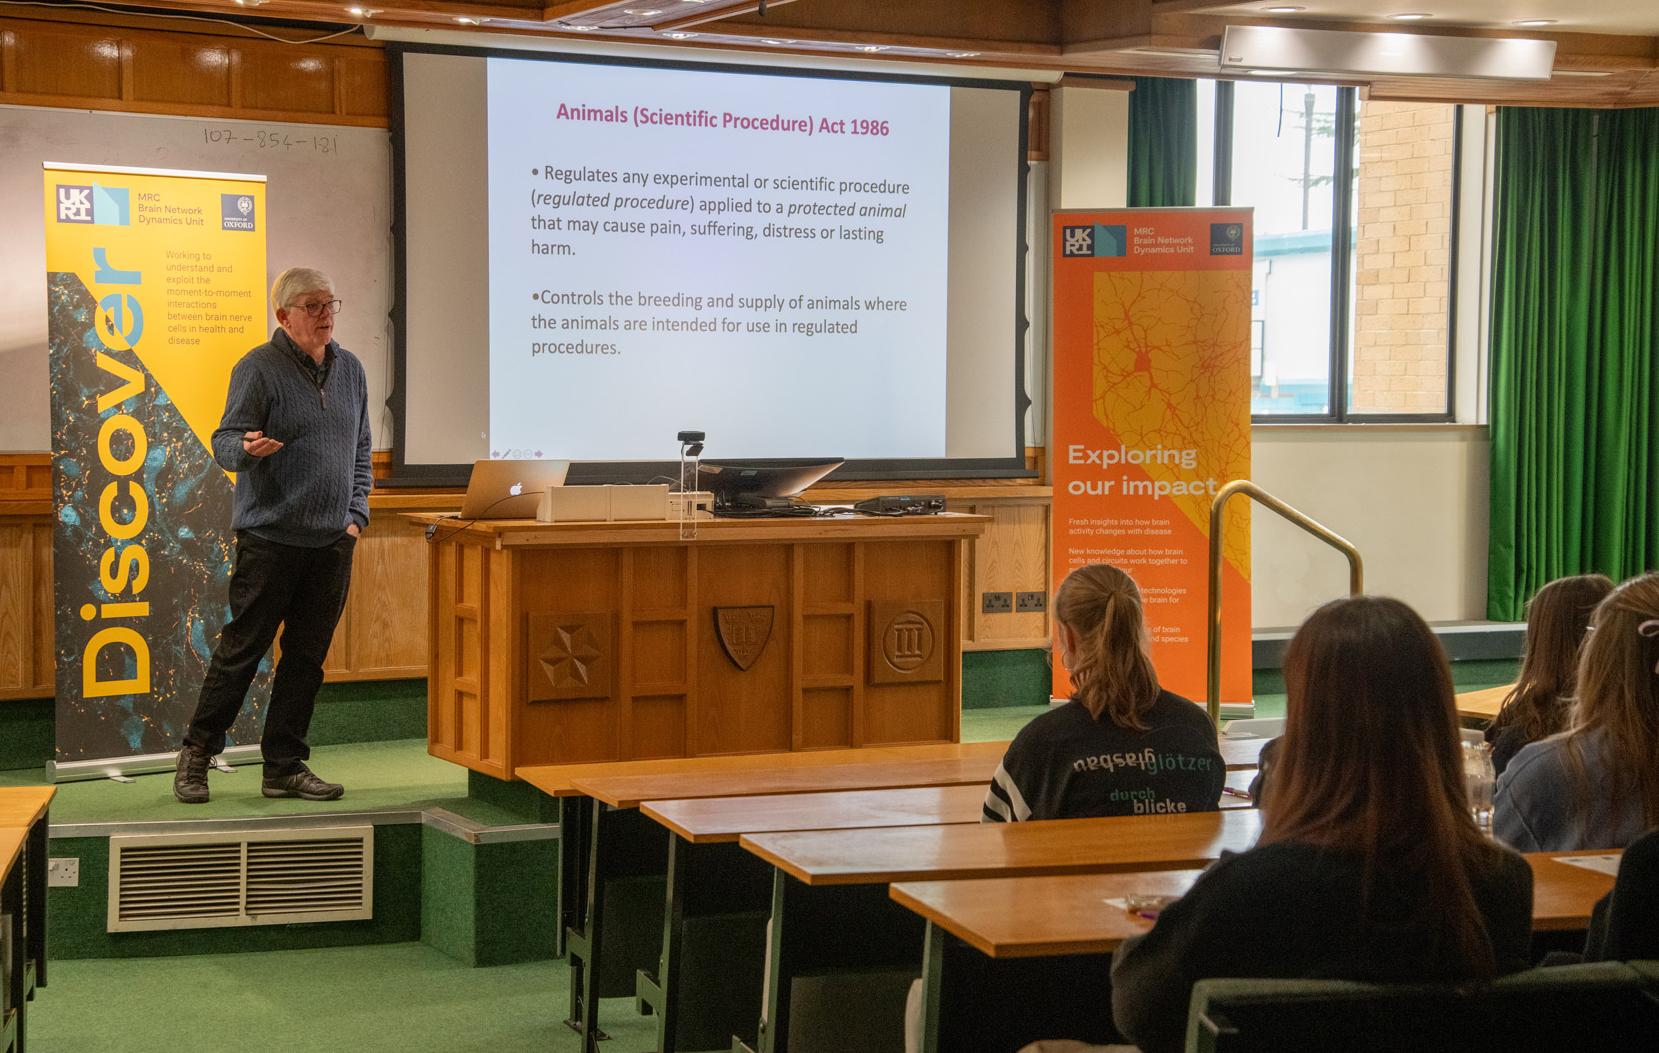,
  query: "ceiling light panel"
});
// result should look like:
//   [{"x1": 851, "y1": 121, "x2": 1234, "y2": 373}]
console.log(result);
[{"x1": 1220, "y1": 24, "x2": 1556, "y2": 80}]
